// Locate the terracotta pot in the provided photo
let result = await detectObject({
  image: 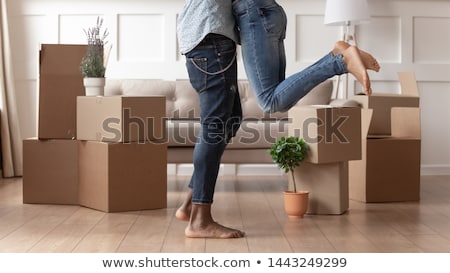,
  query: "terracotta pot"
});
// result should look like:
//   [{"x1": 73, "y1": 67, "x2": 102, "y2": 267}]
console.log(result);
[
  {"x1": 83, "y1": 77, "x2": 105, "y2": 96},
  {"x1": 283, "y1": 190, "x2": 309, "y2": 218}
]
